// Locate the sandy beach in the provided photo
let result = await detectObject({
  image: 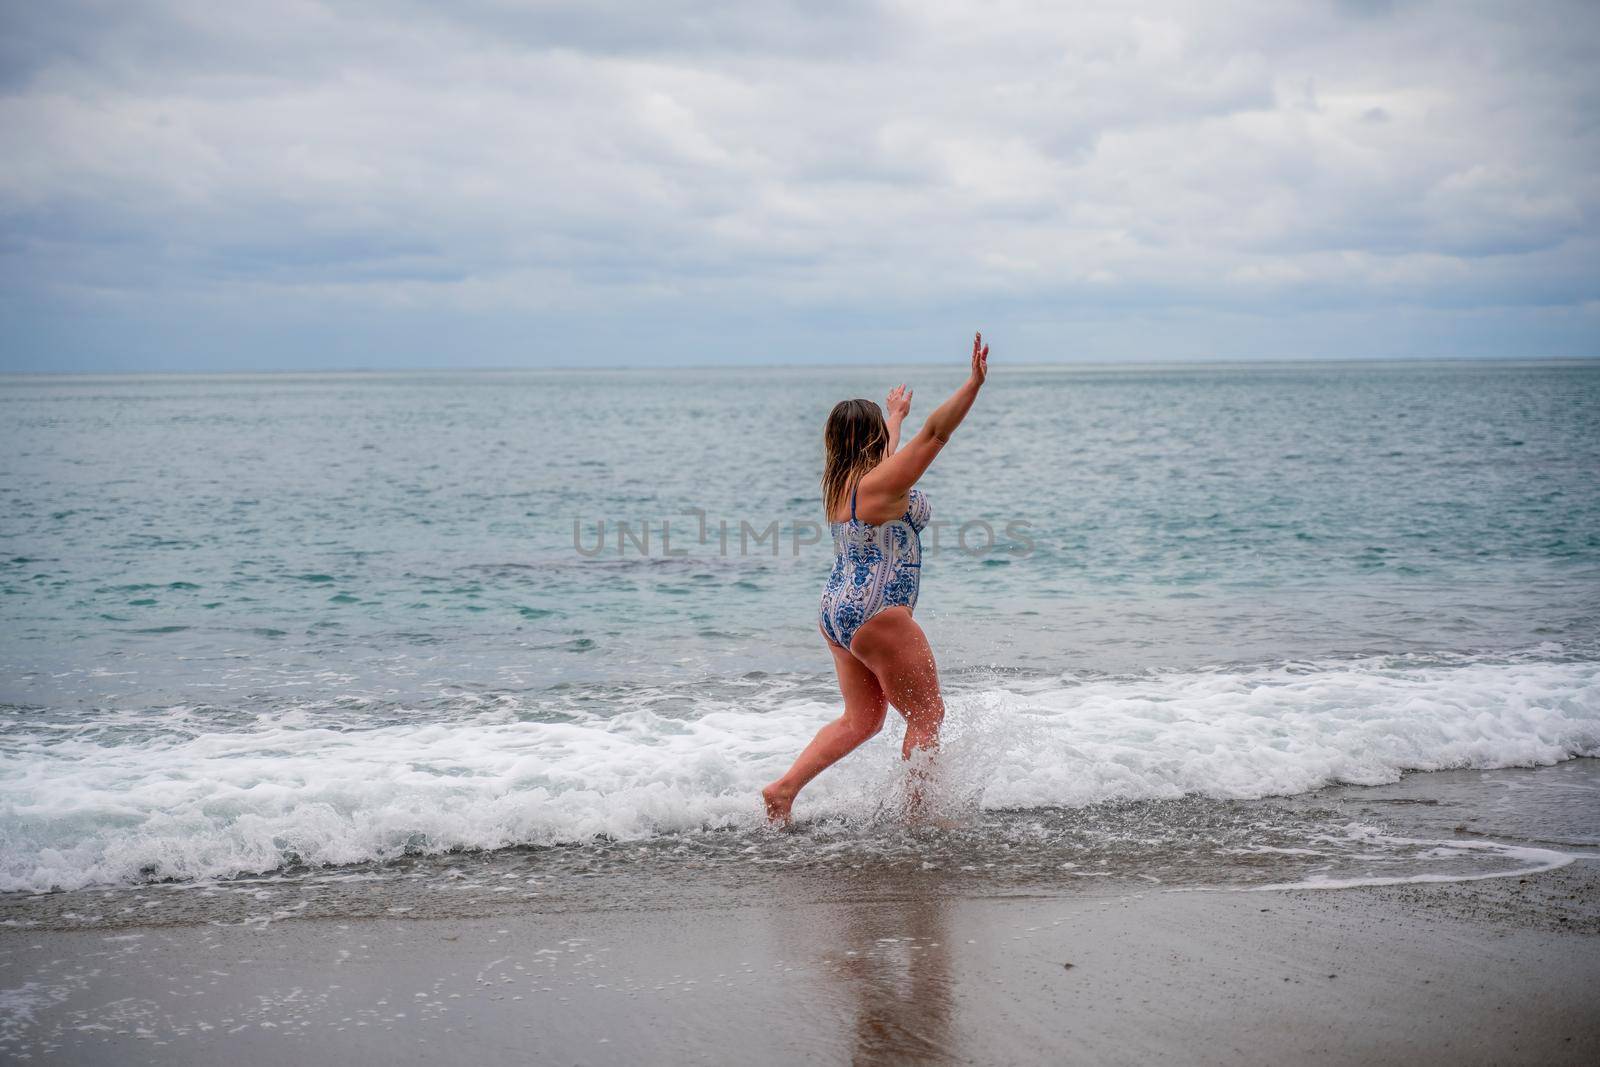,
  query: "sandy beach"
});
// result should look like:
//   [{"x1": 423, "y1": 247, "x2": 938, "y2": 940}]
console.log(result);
[{"x1": 3, "y1": 852, "x2": 1596, "y2": 1065}]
